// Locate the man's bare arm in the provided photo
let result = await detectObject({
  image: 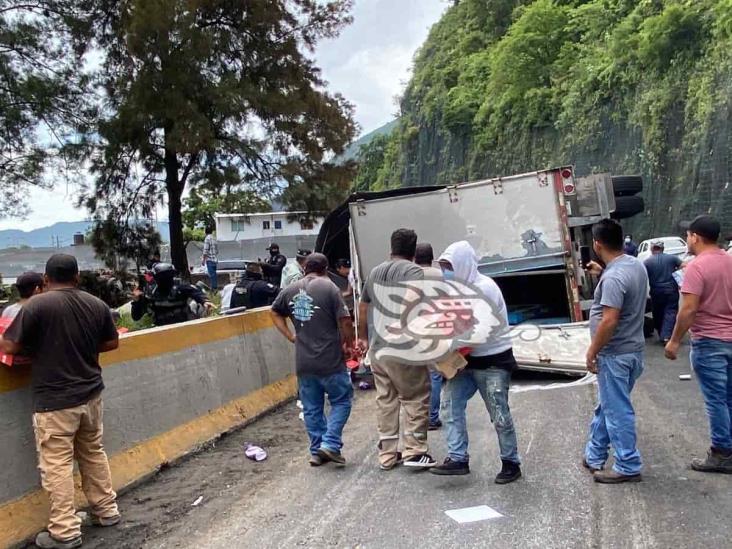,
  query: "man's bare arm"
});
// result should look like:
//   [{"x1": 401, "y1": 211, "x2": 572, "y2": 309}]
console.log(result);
[
  {"x1": 99, "y1": 337, "x2": 119, "y2": 353},
  {"x1": 339, "y1": 316, "x2": 354, "y2": 348},
  {"x1": 665, "y1": 293, "x2": 700, "y2": 360},
  {"x1": 0, "y1": 335, "x2": 22, "y2": 355},
  {"x1": 270, "y1": 310, "x2": 295, "y2": 343},
  {"x1": 357, "y1": 301, "x2": 369, "y2": 341},
  {"x1": 586, "y1": 306, "x2": 620, "y2": 372}
]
